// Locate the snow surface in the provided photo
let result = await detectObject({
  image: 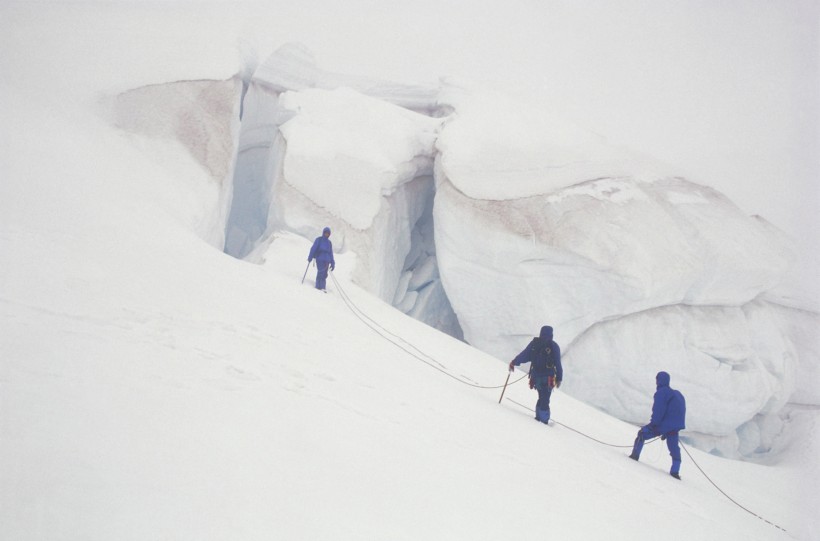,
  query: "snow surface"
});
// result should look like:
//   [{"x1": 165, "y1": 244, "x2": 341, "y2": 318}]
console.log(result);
[{"x1": 2, "y1": 2, "x2": 819, "y2": 539}]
